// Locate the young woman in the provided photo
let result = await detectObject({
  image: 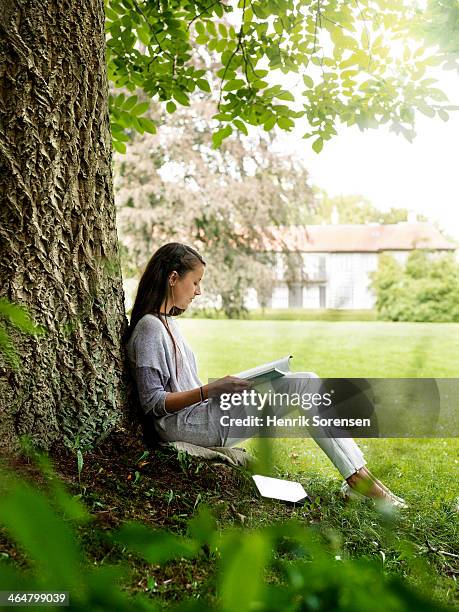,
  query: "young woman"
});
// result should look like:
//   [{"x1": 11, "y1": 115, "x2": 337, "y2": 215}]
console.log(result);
[{"x1": 125, "y1": 242, "x2": 407, "y2": 508}]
